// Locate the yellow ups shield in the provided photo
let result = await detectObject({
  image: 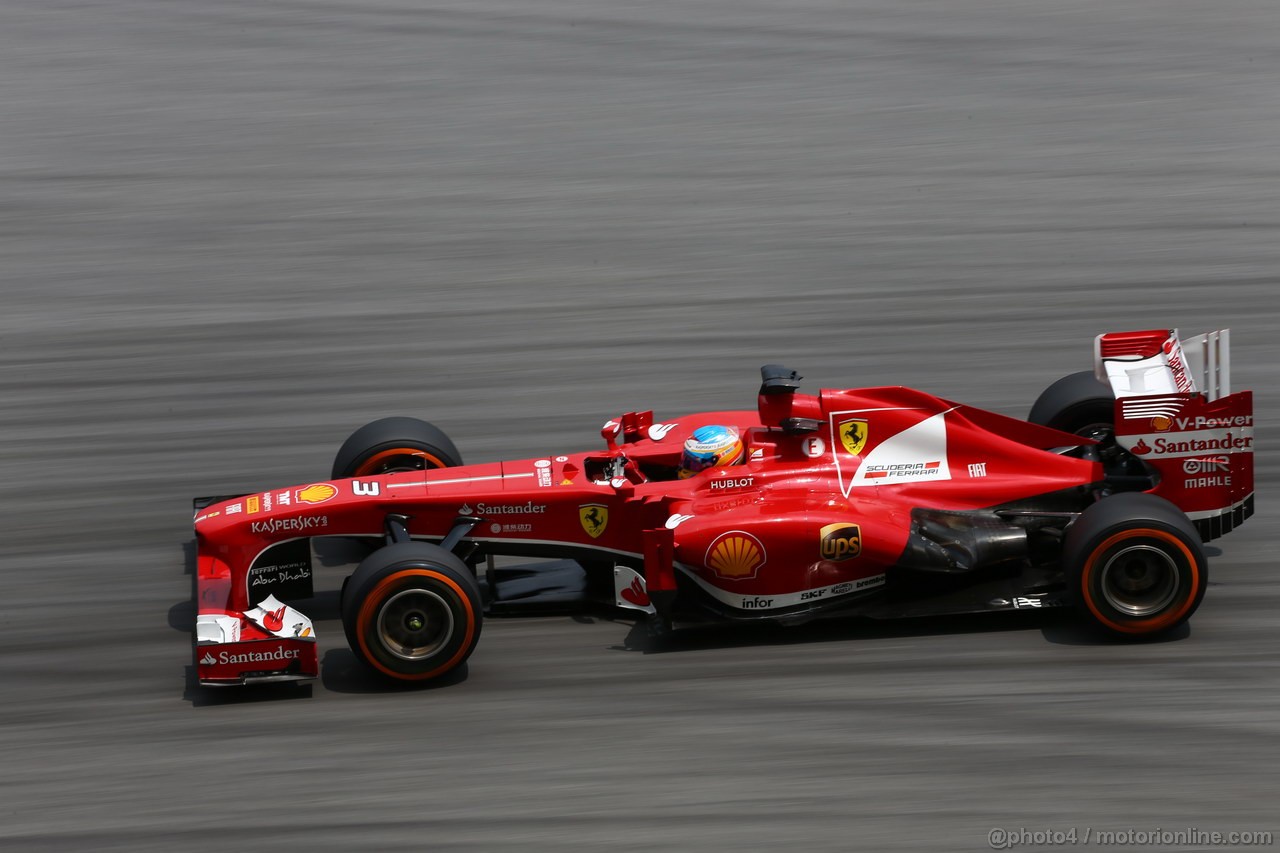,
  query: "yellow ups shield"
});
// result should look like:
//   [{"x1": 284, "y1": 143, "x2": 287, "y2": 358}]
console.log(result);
[{"x1": 819, "y1": 523, "x2": 862, "y2": 561}]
